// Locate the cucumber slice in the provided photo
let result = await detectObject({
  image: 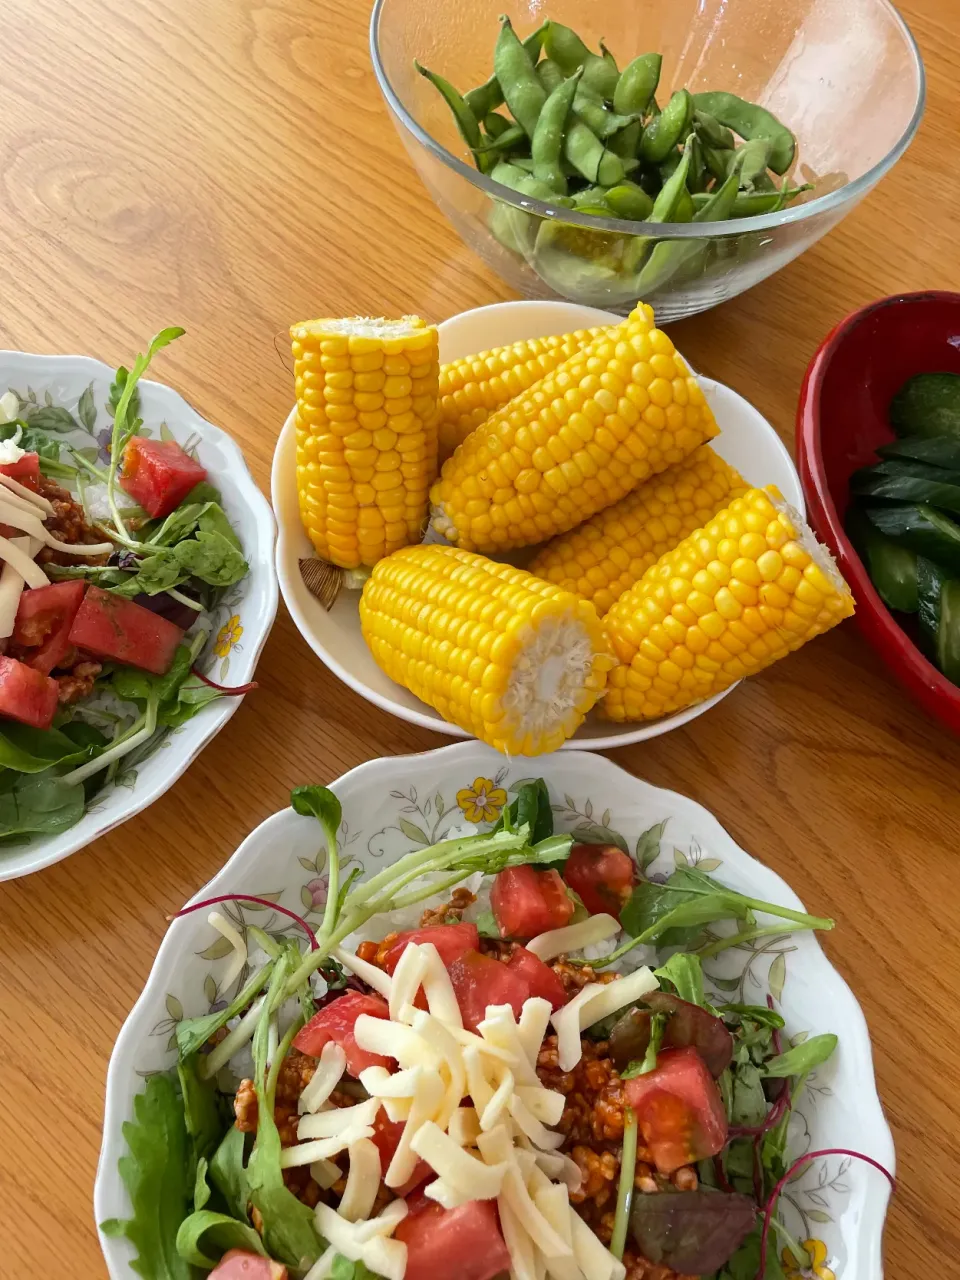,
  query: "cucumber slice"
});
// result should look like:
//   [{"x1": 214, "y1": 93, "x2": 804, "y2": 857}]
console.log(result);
[
  {"x1": 916, "y1": 557, "x2": 946, "y2": 656},
  {"x1": 850, "y1": 471, "x2": 960, "y2": 515},
  {"x1": 845, "y1": 505, "x2": 918, "y2": 612},
  {"x1": 938, "y1": 578, "x2": 960, "y2": 684},
  {"x1": 890, "y1": 372, "x2": 960, "y2": 439},
  {"x1": 865, "y1": 504, "x2": 960, "y2": 575},
  {"x1": 876, "y1": 435, "x2": 960, "y2": 470}
]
